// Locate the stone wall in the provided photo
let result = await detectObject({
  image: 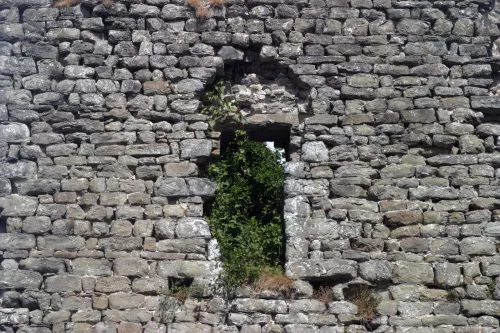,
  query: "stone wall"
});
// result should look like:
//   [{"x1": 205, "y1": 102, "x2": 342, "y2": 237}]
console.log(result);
[{"x1": 2, "y1": 0, "x2": 500, "y2": 331}]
